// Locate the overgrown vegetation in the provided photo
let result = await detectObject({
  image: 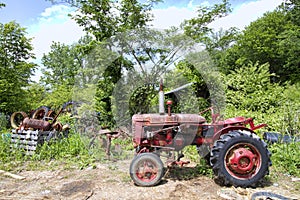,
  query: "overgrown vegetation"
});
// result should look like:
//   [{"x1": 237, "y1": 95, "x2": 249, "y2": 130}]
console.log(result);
[
  {"x1": 0, "y1": 130, "x2": 133, "y2": 171},
  {"x1": 270, "y1": 143, "x2": 300, "y2": 177},
  {"x1": 0, "y1": 0, "x2": 299, "y2": 183}
]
